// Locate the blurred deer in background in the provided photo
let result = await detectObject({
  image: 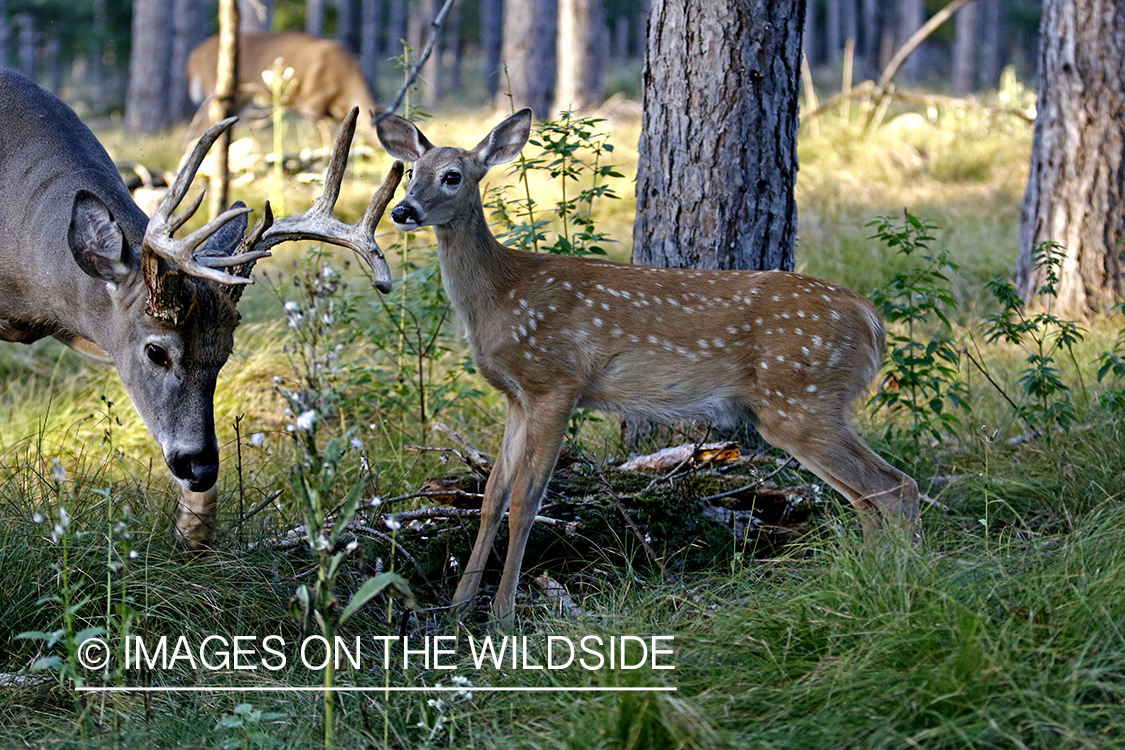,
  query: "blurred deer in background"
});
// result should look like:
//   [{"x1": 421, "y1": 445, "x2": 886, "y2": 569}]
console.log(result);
[
  {"x1": 376, "y1": 109, "x2": 920, "y2": 625},
  {"x1": 0, "y1": 68, "x2": 402, "y2": 547},
  {"x1": 187, "y1": 31, "x2": 381, "y2": 144}
]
